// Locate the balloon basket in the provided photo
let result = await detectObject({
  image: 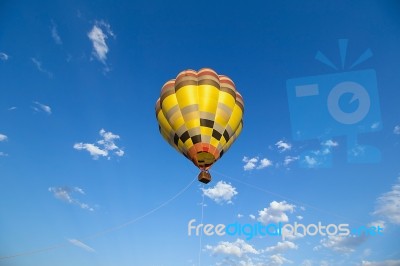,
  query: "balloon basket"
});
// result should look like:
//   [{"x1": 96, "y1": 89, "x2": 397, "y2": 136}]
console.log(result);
[{"x1": 198, "y1": 171, "x2": 211, "y2": 184}]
